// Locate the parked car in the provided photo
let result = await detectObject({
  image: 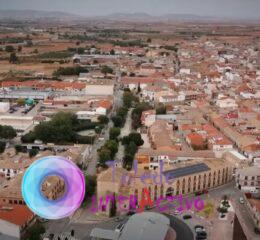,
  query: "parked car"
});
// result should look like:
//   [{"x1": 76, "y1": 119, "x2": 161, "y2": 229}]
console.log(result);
[
  {"x1": 194, "y1": 225, "x2": 205, "y2": 233},
  {"x1": 196, "y1": 231, "x2": 207, "y2": 240},
  {"x1": 173, "y1": 210, "x2": 181, "y2": 215},
  {"x1": 196, "y1": 236, "x2": 207, "y2": 240},
  {"x1": 183, "y1": 214, "x2": 192, "y2": 220},
  {"x1": 127, "y1": 210, "x2": 136, "y2": 216},
  {"x1": 39, "y1": 218, "x2": 49, "y2": 223},
  {"x1": 197, "y1": 231, "x2": 207, "y2": 237},
  {"x1": 239, "y1": 197, "x2": 244, "y2": 204},
  {"x1": 115, "y1": 223, "x2": 125, "y2": 233}
]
